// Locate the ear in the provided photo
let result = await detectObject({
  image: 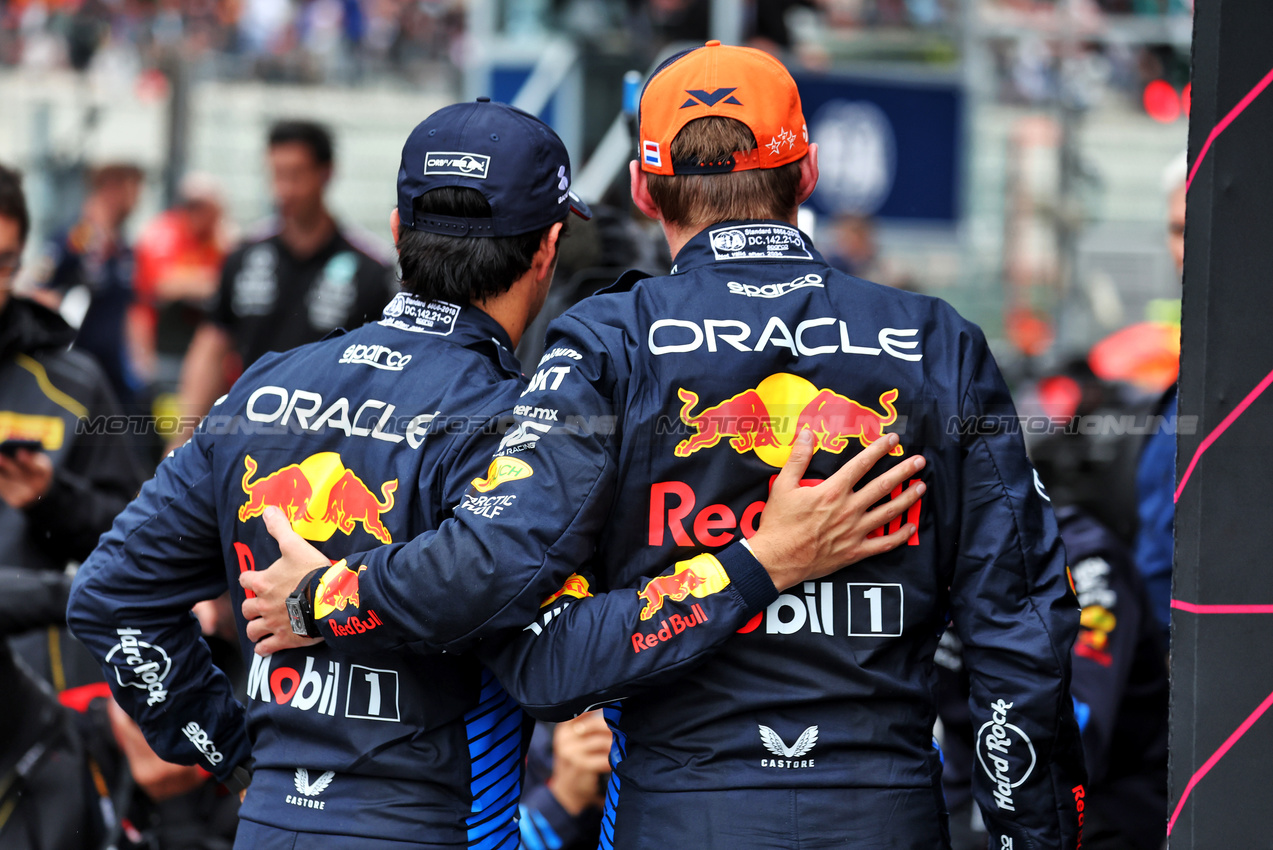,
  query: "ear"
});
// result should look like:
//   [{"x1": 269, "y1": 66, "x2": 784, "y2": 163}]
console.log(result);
[
  {"x1": 796, "y1": 143, "x2": 819, "y2": 207},
  {"x1": 533, "y1": 222, "x2": 565, "y2": 283},
  {"x1": 630, "y1": 161, "x2": 661, "y2": 222},
  {"x1": 390, "y1": 208, "x2": 401, "y2": 246}
]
